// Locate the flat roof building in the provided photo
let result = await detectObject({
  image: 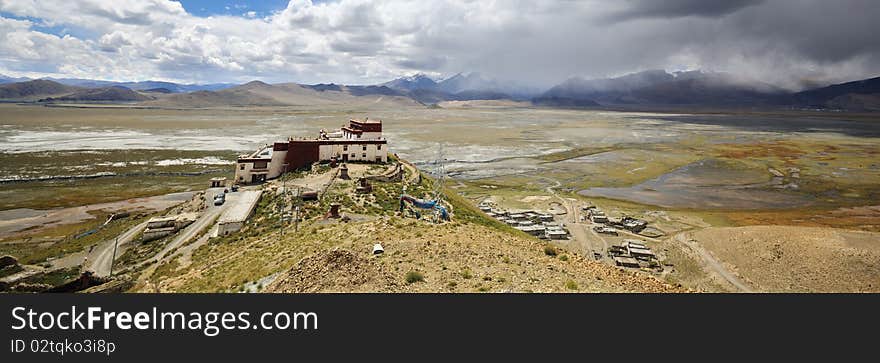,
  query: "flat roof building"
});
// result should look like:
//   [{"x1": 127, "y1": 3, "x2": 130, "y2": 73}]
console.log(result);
[{"x1": 218, "y1": 190, "x2": 262, "y2": 236}]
